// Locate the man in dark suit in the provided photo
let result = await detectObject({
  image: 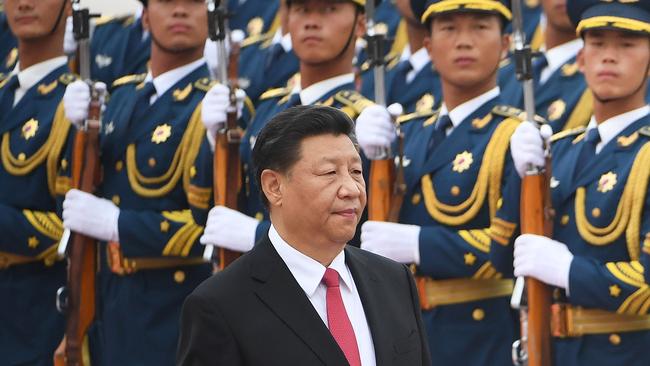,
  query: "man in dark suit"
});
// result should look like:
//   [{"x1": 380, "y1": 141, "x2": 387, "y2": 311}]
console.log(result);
[{"x1": 177, "y1": 105, "x2": 431, "y2": 366}]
